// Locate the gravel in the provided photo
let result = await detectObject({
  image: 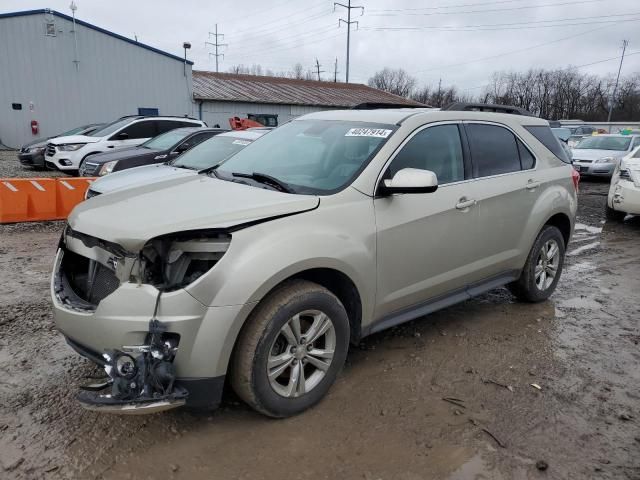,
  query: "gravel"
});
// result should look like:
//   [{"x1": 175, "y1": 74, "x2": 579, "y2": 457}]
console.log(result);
[{"x1": 0, "y1": 150, "x2": 66, "y2": 178}]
